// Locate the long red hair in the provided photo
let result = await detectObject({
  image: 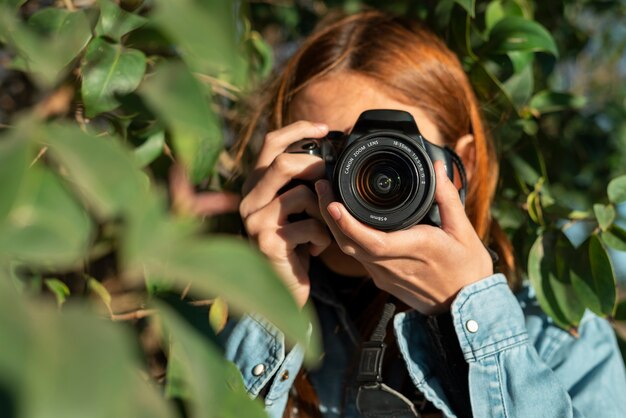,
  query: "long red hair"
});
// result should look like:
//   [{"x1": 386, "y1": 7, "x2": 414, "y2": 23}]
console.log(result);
[{"x1": 233, "y1": 10, "x2": 518, "y2": 417}]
